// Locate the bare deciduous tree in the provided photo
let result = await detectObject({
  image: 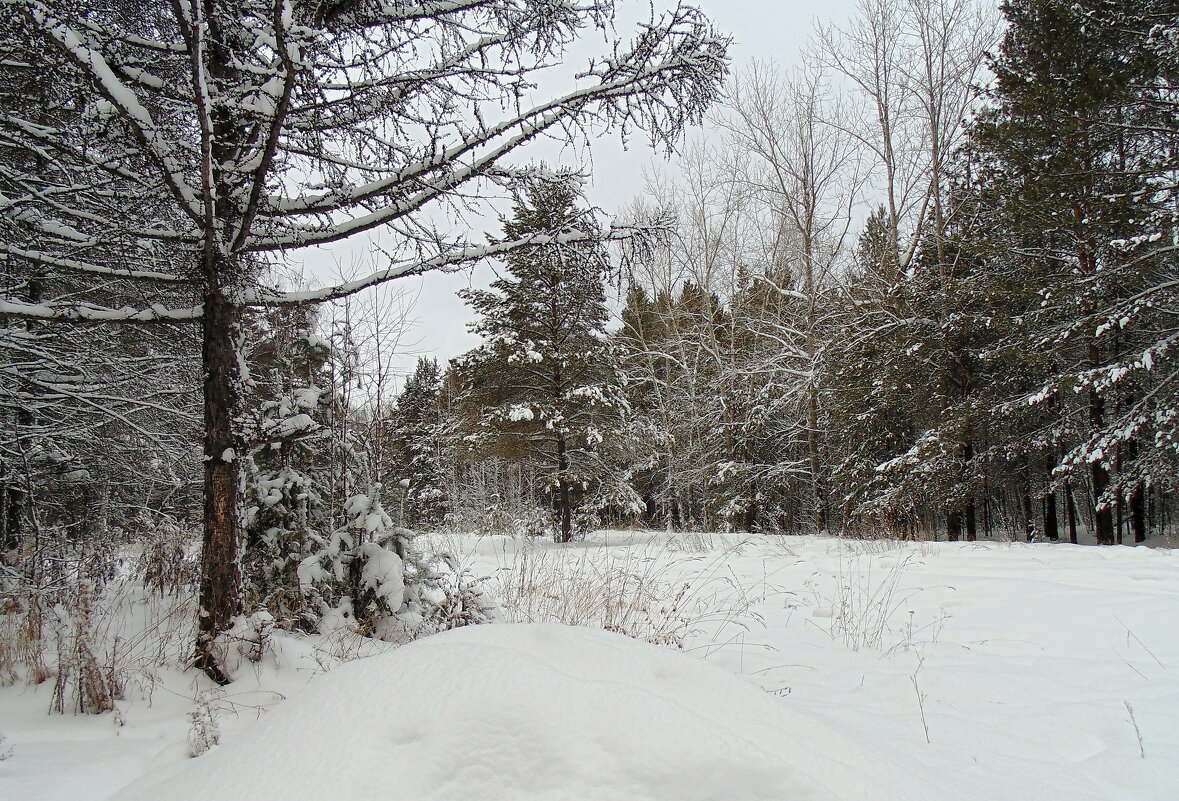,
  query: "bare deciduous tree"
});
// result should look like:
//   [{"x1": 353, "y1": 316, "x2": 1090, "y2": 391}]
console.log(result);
[{"x1": 719, "y1": 61, "x2": 864, "y2": 529}]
